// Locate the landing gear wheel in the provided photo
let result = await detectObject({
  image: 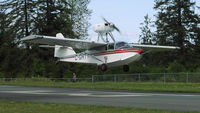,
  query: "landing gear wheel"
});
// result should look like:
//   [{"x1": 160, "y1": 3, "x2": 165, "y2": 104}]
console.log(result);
[
  {"x1": 99, "y1": 64, "x2": 107, "y2": 72},
  {"x1": 123, "y1": 65, "x2": 129, "y2": 72}
]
